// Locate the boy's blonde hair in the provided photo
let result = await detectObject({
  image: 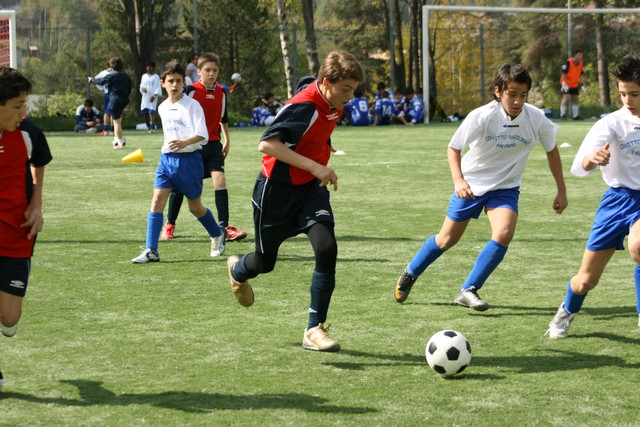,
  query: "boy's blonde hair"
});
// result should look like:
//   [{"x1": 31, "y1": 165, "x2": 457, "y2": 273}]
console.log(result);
[{"x1": 318, "y1": 51, "x2": 364, "y2": 84}]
